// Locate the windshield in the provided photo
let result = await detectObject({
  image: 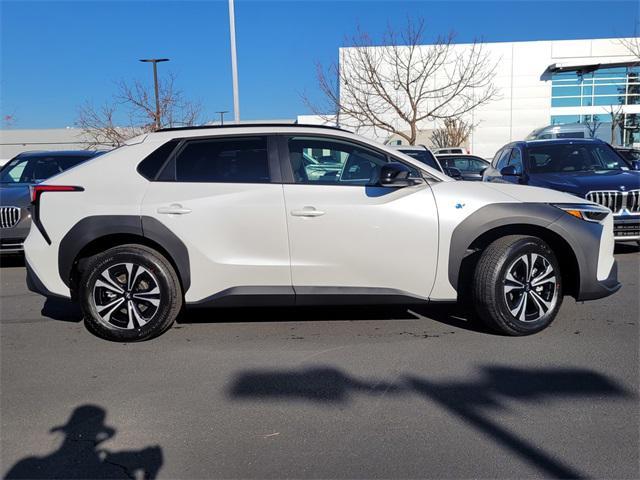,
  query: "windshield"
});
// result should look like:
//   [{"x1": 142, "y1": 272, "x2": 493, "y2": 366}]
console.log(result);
[
  {"x1": 0, "y1": 154, "x2": 93, "y2": 184},
  {"x1": 399, "y1": 149, "x2": 440, "y2": 171},
  {"x1": 528, "y1": 144, "x2": 629, "y2": 174}
]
